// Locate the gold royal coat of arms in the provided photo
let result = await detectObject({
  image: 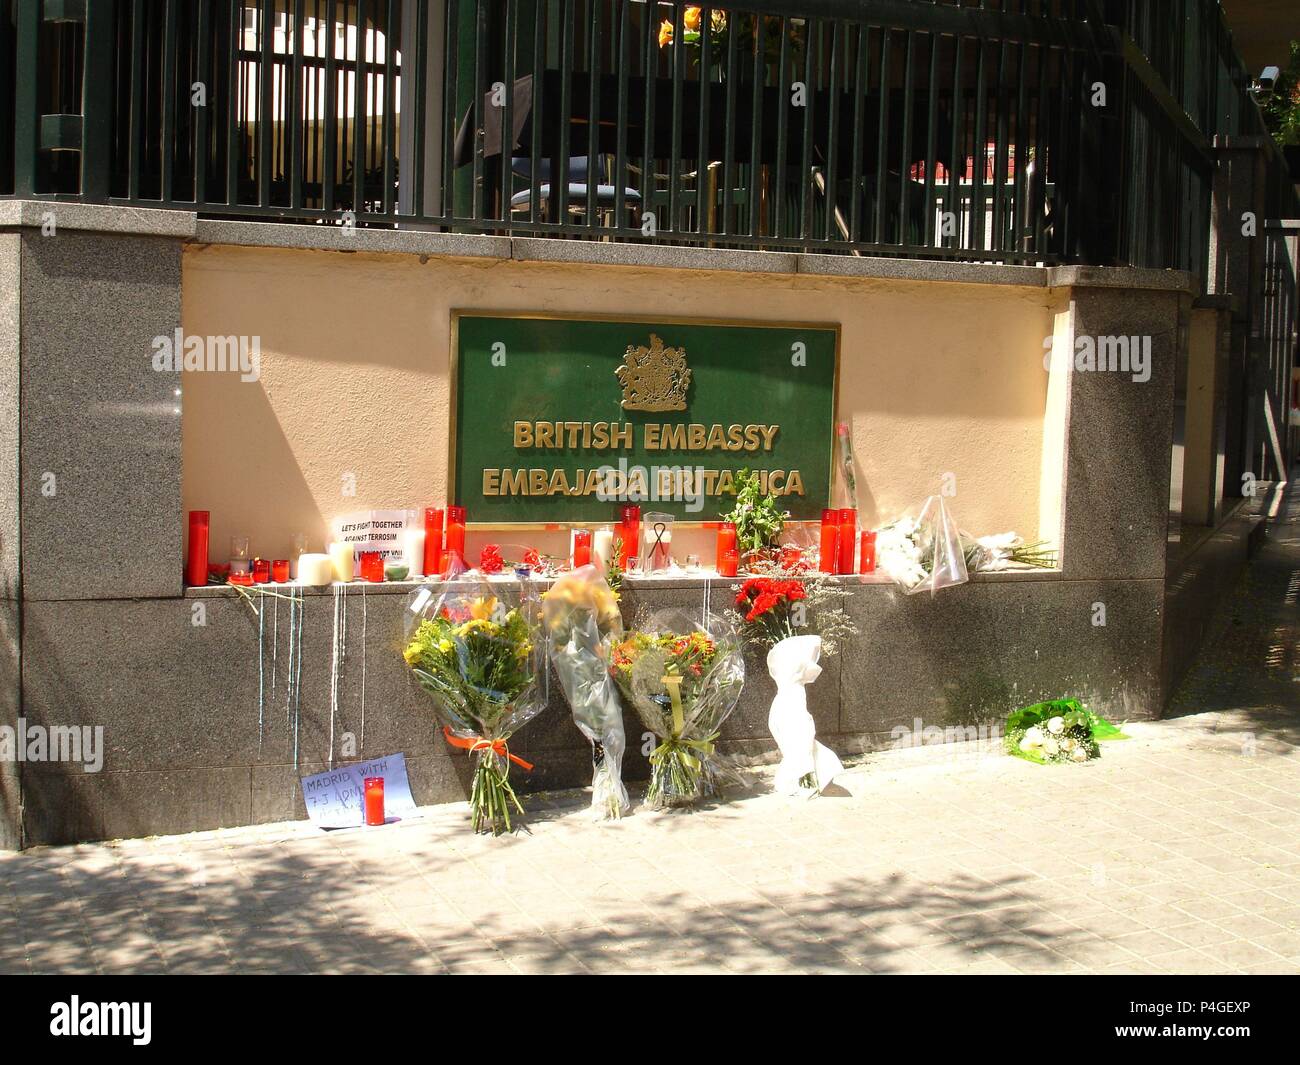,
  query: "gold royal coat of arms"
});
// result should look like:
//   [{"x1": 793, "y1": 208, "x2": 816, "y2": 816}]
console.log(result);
[{"x1": 615, "y1": 334, "x2": 691, "y2": 411}]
